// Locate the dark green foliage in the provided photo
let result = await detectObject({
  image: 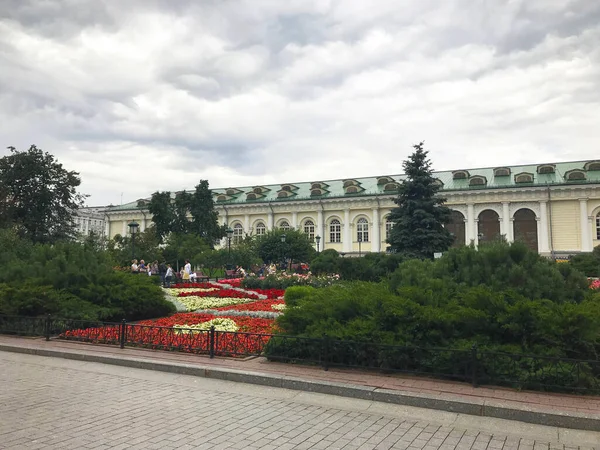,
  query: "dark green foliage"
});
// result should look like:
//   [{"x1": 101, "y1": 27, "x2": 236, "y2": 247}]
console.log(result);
[
  {"x1": 283, "y1": 286, "x2": 315, "y2": 307},
  {"x1": 270, "y1": 241, "x2": 600, "y2": 390},
  {"x1": 148, "y1": 180, "x2": 225, "y2": 245},
  {"x1": 310, "y1": 250, "x2": 404, "y2": 282},
  {"x1": 254, "y1": 229, "x2": 315, "y2": 264},
  {"x1": 108, "y1": 226, "x2": 164, "y2": 267},
  {"x1": 0, "y1": 145, "x2": 86, "y2": 243},
  {"x1": 570, "y1": 248, "x2": 600, "y2": 277},
  {"x1": 387, "y1": 142, "x2": 453, "y2": 258},
  {"x1": 0, "y1": 229, "x2": 175, "y2": 321},
  {"x1": 310, "y1": 249, "x2": 340, "y2": 275}
]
